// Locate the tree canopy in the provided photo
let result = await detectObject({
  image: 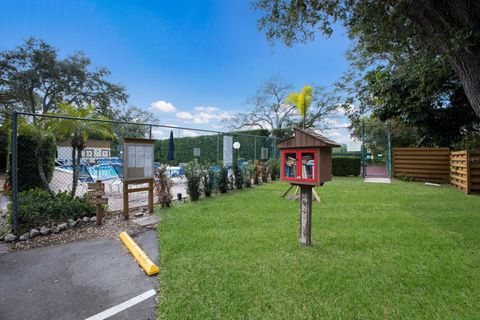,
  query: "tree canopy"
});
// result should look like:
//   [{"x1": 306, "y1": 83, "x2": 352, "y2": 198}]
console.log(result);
[
  {"x1": 0, "y1": 38, "x2": 128, "y2": 120},
  {"x1": 253, "y1": 0, "x2": 480, "y2": 119}
]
